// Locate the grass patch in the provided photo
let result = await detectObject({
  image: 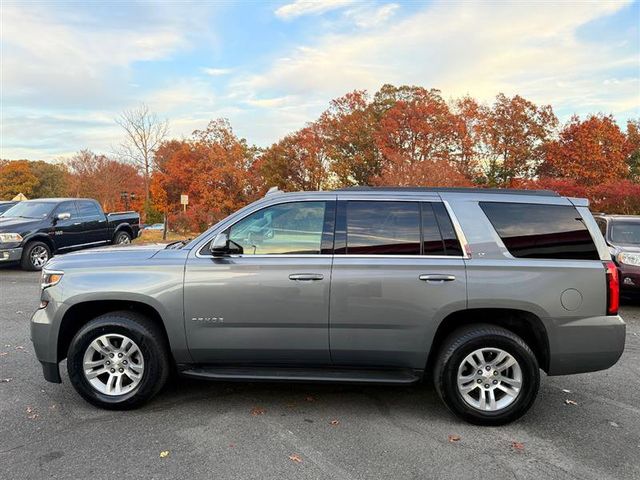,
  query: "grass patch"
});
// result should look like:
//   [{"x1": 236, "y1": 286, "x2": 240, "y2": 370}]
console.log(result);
[{"x1": 134, "y1": 229, "x2": 200, "y2": 245}]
